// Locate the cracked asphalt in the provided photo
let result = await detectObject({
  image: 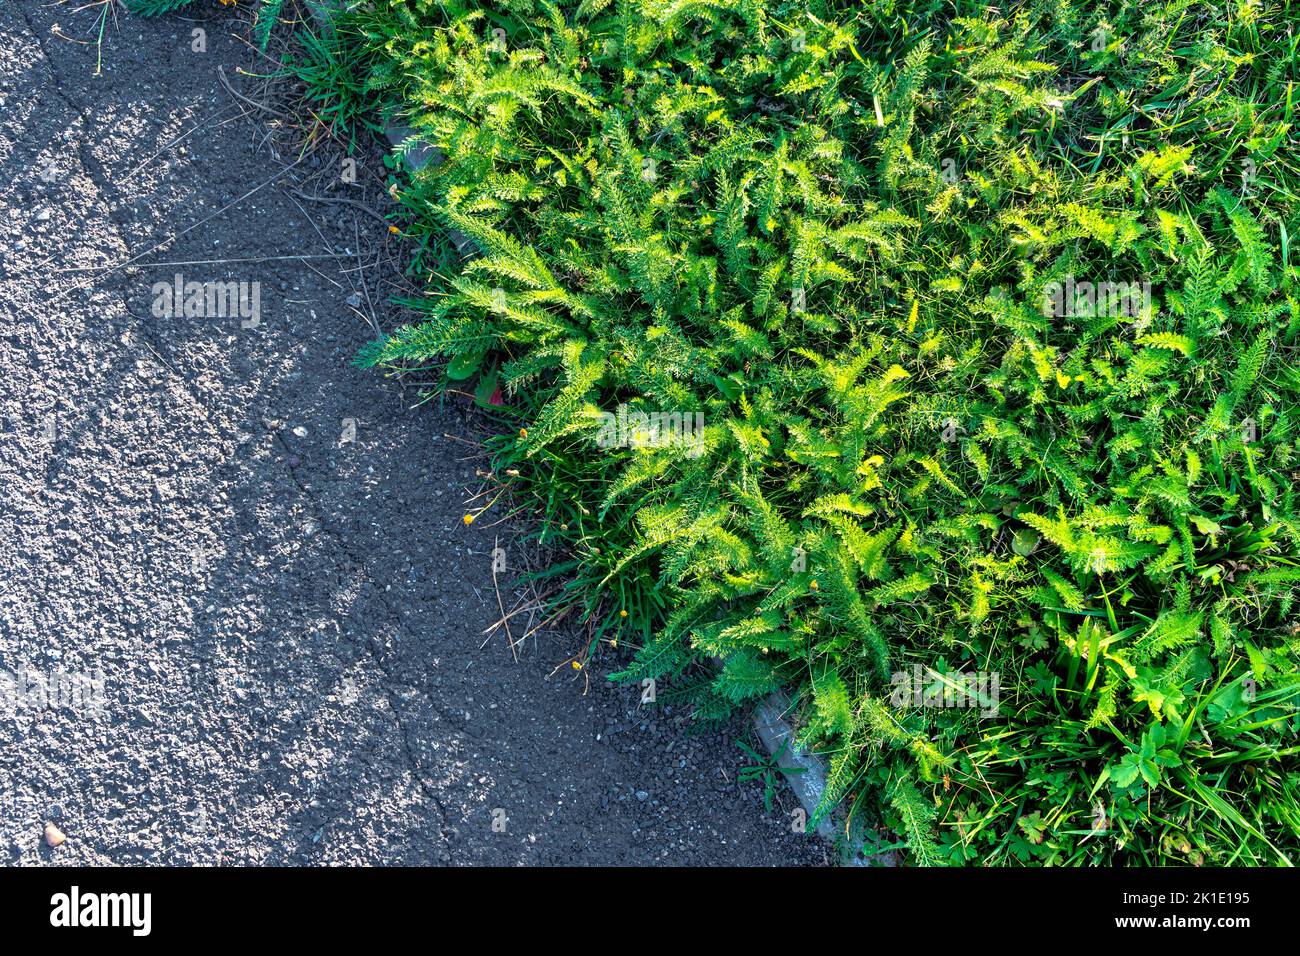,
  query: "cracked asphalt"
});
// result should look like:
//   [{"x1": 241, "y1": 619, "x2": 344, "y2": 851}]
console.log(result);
[{"x1": 0, "y1": 1, "x2": 826, "y2": 865}]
